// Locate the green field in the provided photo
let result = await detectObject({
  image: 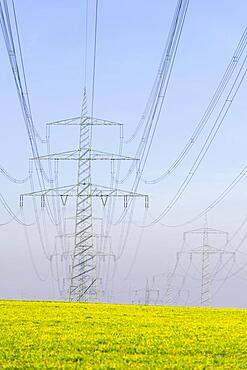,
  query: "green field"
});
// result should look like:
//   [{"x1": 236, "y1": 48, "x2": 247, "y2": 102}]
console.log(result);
[{"x1": 1, "y1": 301, "x2": 247, "y2": 369}]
